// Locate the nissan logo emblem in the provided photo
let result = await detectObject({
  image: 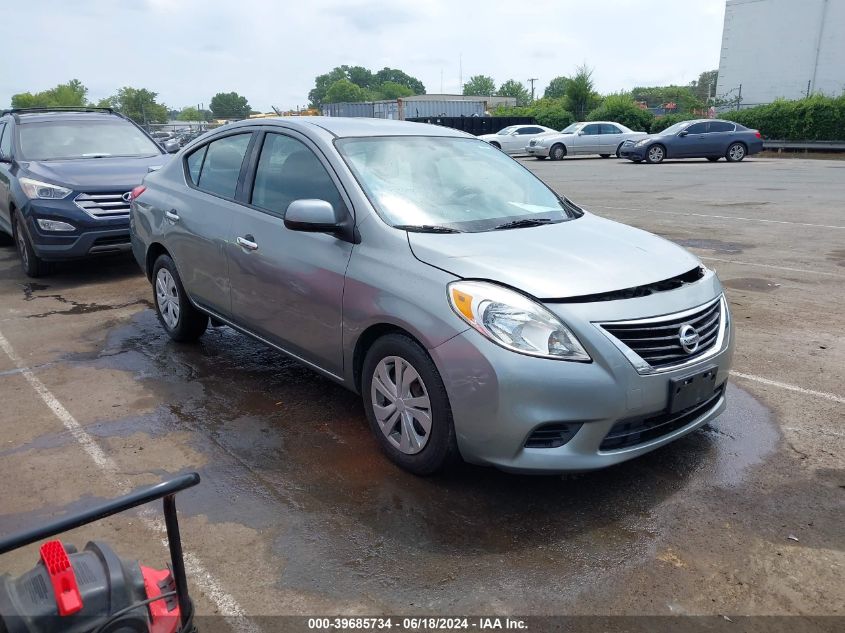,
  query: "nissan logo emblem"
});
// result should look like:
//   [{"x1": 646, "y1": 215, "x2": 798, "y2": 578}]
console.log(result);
[
  {"x1": 122, "y1": 192, "x2": 133, "y2": 203},
  {"x1": 678, "y1": 324, "x2": 700, "y2": 354}
]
